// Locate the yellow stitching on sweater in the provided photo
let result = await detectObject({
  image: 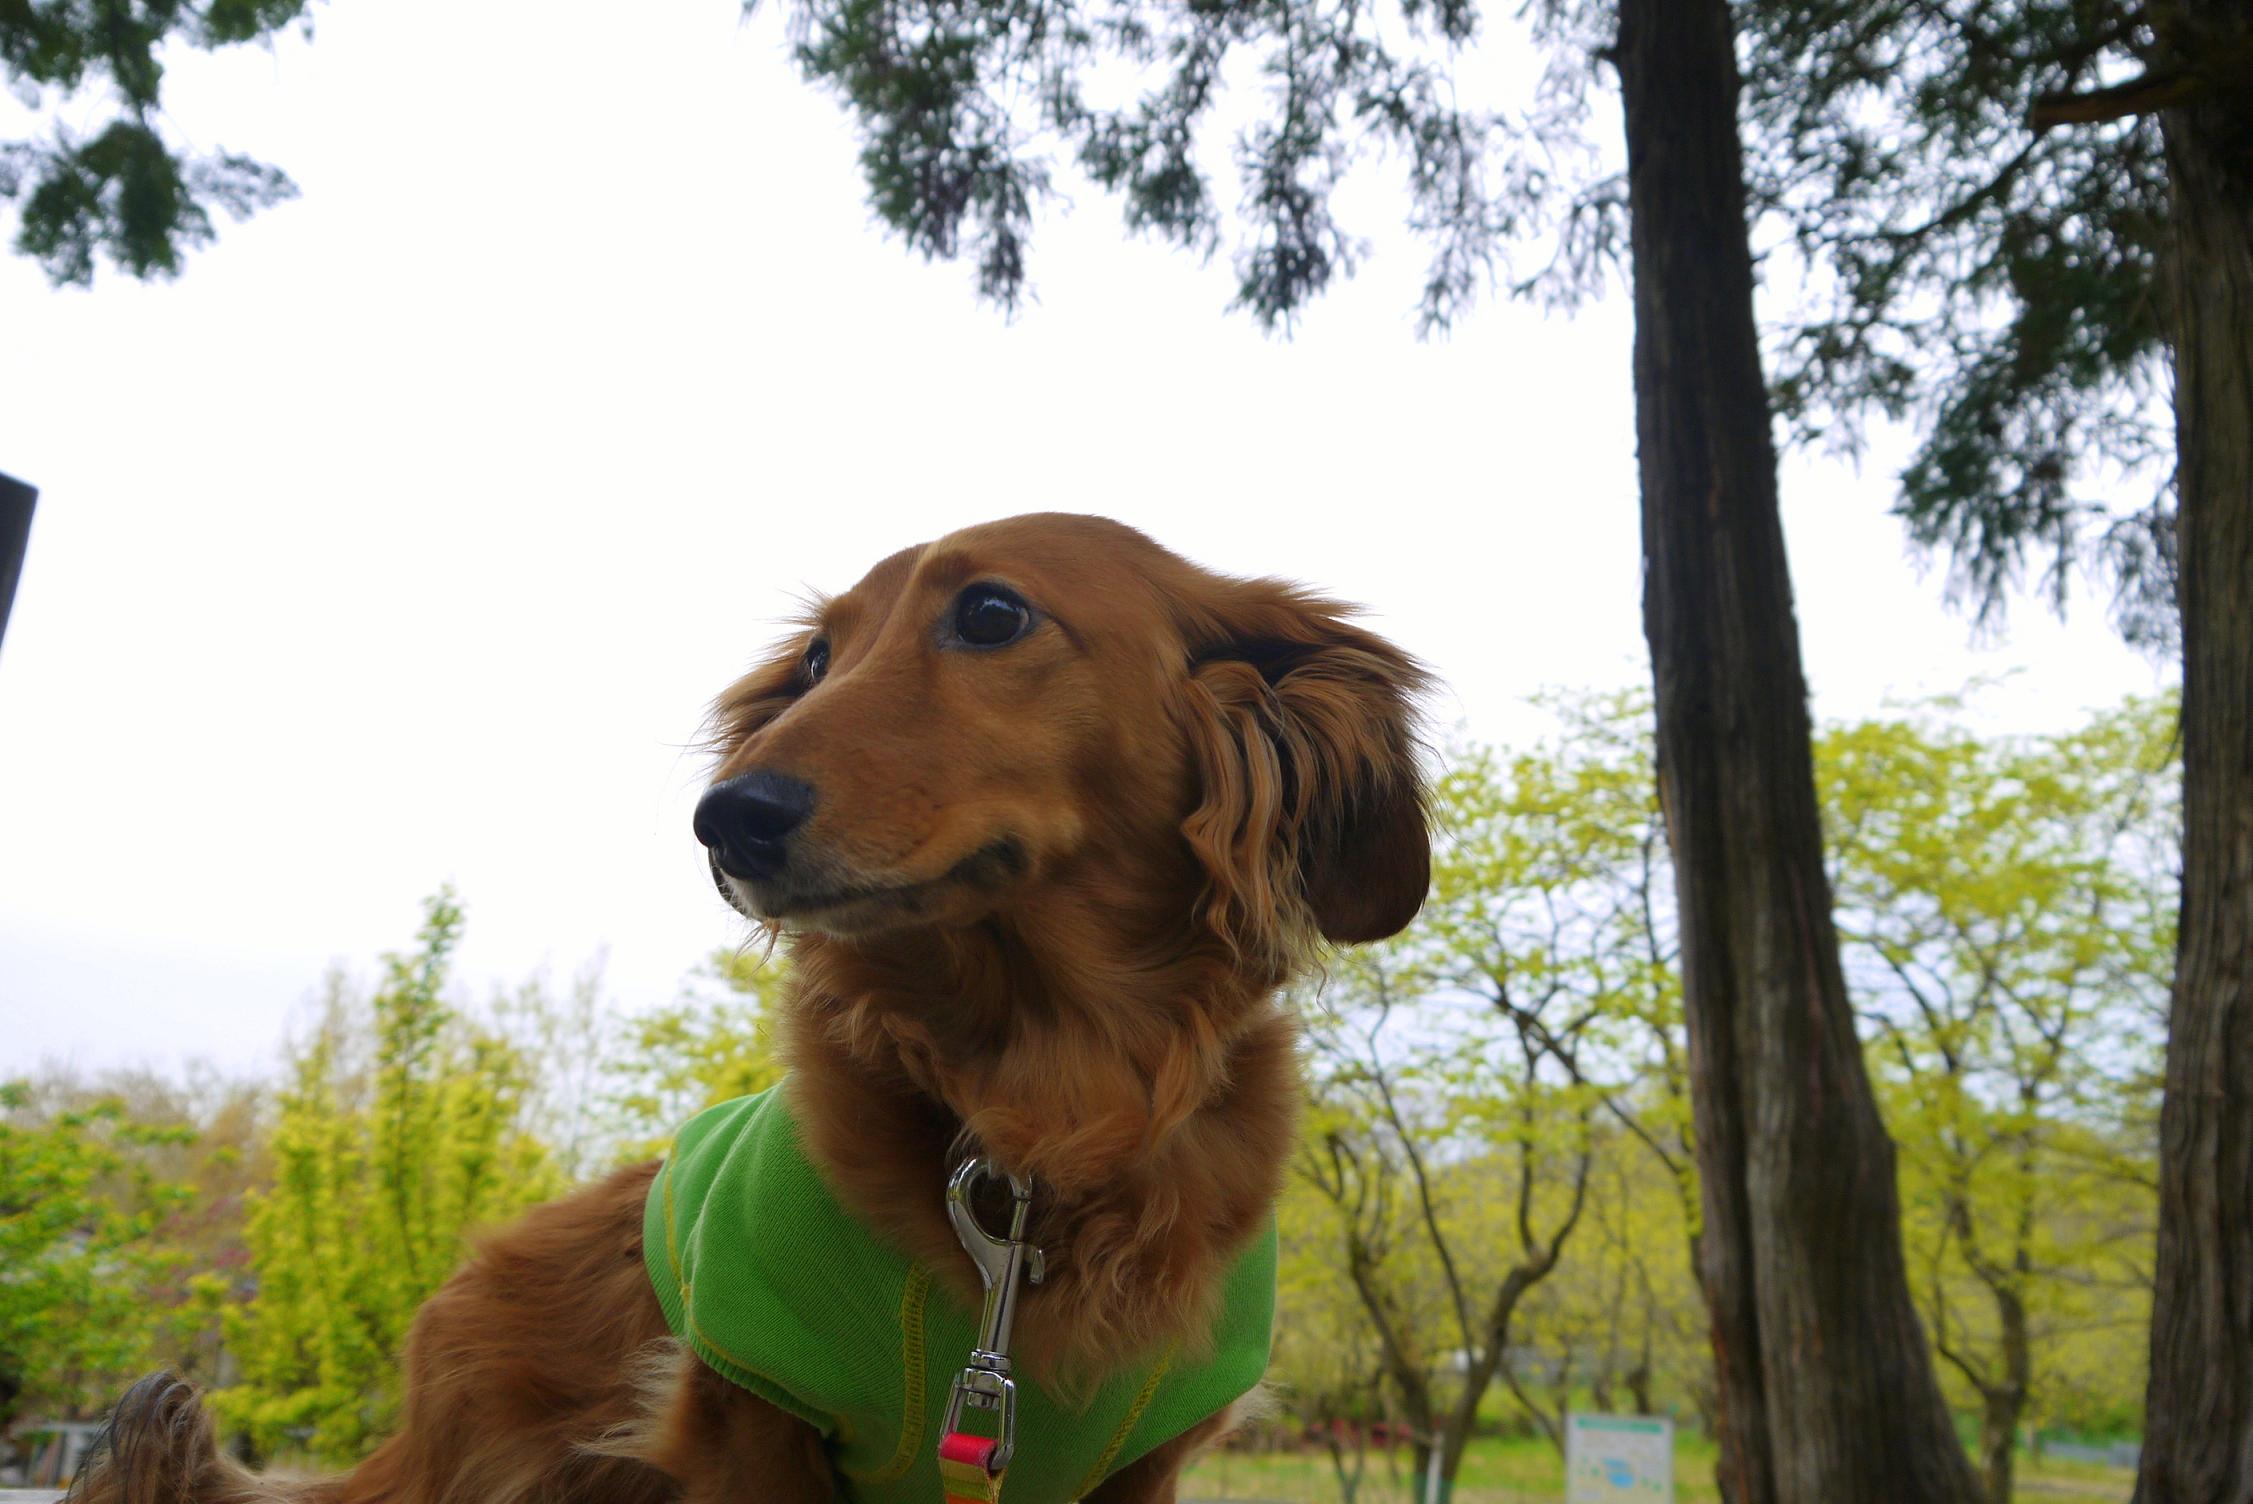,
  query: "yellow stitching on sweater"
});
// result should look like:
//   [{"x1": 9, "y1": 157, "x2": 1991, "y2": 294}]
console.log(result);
[
  {"x1": 849, "y1": 1264, "x2": 934, "y2": 1484},
  {"x1": 684, "y1": 1310, "x2": 827, "y2": 1431},
  {"x1": 1073, "y1": 1347, "x2": 1175, "y2": 1497},
  {"x1": 660, "y1": 1162, "x2": 684, "y2": 1286}
]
